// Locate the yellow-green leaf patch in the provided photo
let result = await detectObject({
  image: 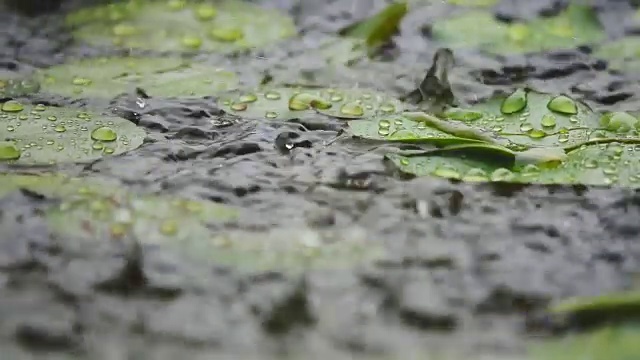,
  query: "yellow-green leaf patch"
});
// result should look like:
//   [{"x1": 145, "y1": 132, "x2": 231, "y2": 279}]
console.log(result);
[
  {"x1": 0, "y1": 102, "x2": 145, "y2": 165},
  {"x1": 65, "y1": 0, "x2": 296, "y2": 53},
  {"x1": 430, "y1": 4, "x2": 604, "y2": 54},
  {"x1": 218, "y1": 87, "x2": 406, "y2": 121}
]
